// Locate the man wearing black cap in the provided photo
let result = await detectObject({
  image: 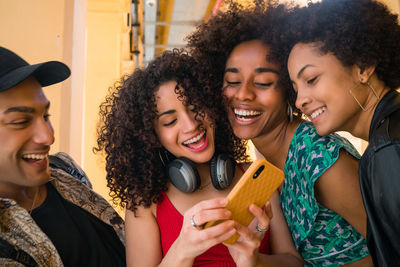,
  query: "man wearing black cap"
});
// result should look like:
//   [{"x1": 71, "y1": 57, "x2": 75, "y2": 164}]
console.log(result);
[{"x1": 0, "y1": 47, "x2": 126, "y2": 266}]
